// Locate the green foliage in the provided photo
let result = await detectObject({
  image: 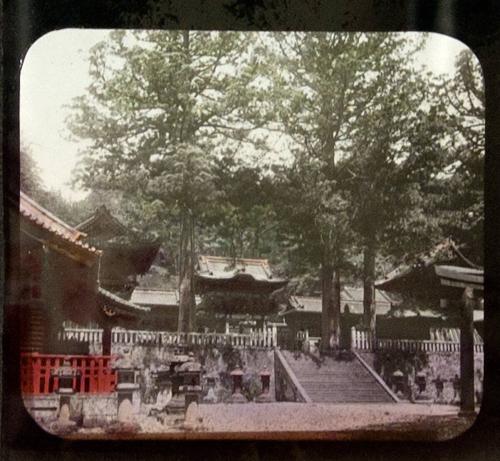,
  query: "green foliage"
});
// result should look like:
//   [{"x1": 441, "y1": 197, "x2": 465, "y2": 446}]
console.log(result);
[
  {"x1": 61, "y1": 31, "x2": 483, "y2": 327},
  {"x1": 435, "y1": 50, "x2": 484, "y2": 265}
]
